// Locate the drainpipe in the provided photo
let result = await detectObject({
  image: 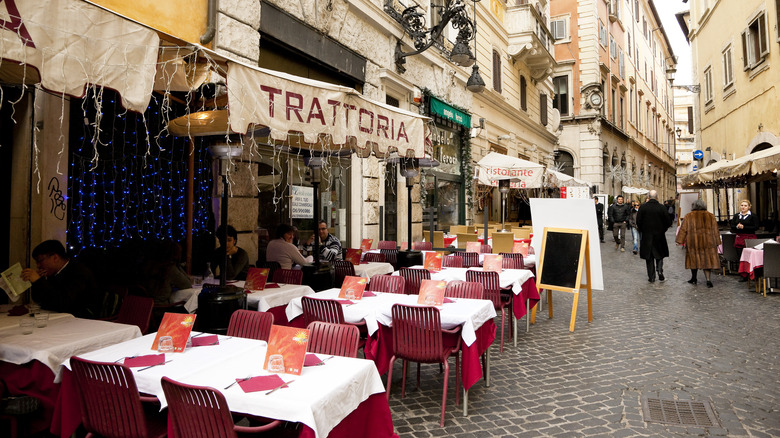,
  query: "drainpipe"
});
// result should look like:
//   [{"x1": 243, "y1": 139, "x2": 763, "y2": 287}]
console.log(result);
[{"x1": 200, "y1": 0, "x2": 217, "y2": 45}]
